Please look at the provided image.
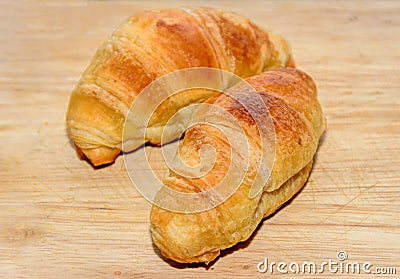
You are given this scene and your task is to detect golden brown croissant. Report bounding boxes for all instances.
[150,68,325,264]
[66,8,295,166]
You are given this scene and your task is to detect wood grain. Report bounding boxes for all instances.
[1,0,399,278]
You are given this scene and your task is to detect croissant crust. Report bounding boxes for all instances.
[150,68,325,264]
[66,8,295,166]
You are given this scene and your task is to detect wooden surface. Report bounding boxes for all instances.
[1,1,399,278]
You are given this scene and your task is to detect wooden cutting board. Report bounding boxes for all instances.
[1,1,399,278]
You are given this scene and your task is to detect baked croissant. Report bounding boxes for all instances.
[66,8,295,166]
[150,68,325,264]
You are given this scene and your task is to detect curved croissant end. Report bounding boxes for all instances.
[150,68,325,264]
[66,8,295,166]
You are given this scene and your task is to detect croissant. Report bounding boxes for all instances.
[66,8,295,166]
[150,68,325,264]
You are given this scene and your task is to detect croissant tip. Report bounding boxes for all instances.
[287,55,296,68]
[74,144,87,160]
[74,145,120,167]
